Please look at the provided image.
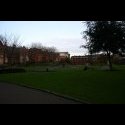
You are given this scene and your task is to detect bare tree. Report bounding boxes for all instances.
[29,42,58,63]
[45,46,58,62]
[0,34,8,64]
[7,34,22,65]
[0,33,22,65]
[31,42,43,49]
[28,42,42,63]
[30,42,57,52]
[46,46,57,53]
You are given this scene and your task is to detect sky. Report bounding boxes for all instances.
[0,21,87,56]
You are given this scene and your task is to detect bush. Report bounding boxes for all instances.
[46,68,49,72]
[84,65,88,71]
[0,68,26,74]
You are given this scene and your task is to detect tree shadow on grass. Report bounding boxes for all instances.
[29,68,56,73]
[83,65,121,72]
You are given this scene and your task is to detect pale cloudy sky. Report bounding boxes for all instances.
[0,21,87,56]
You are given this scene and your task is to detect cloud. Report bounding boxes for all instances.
[40,38,87,56]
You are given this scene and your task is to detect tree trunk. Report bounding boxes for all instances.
[3,50,6,64]
[107,52,112,71]
[3,52,5,64]
[3,44,7,65]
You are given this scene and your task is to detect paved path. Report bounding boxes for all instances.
[0,82,82,104]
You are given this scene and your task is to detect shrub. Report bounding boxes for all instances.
[0,68,26,74]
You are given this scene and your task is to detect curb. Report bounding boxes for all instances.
[1,82,90,104]
[18,84,90,104]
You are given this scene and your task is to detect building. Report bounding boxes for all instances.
[71,56,87,65]
[58,52,70,62]
[28,48,42,63]
[71,54,107,65]
[28,48,60,63]
[19,47,29,64]
[0,42,71,65]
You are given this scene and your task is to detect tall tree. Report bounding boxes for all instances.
[82,21,125,70]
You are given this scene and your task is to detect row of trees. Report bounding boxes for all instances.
[31,42,57,53]
[2,21,124,69]
[0,34,58,65]
[0,34,21,65]
[29,43,58,63]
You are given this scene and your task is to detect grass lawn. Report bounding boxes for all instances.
[0,65,125,104]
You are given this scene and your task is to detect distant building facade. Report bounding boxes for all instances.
[71,56,88,65]
[0,41,71,65]
[2,41,125,65]
[58,52,70,62]
[71,54,108,65]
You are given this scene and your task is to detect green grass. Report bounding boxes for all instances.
[0,65,125,104]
